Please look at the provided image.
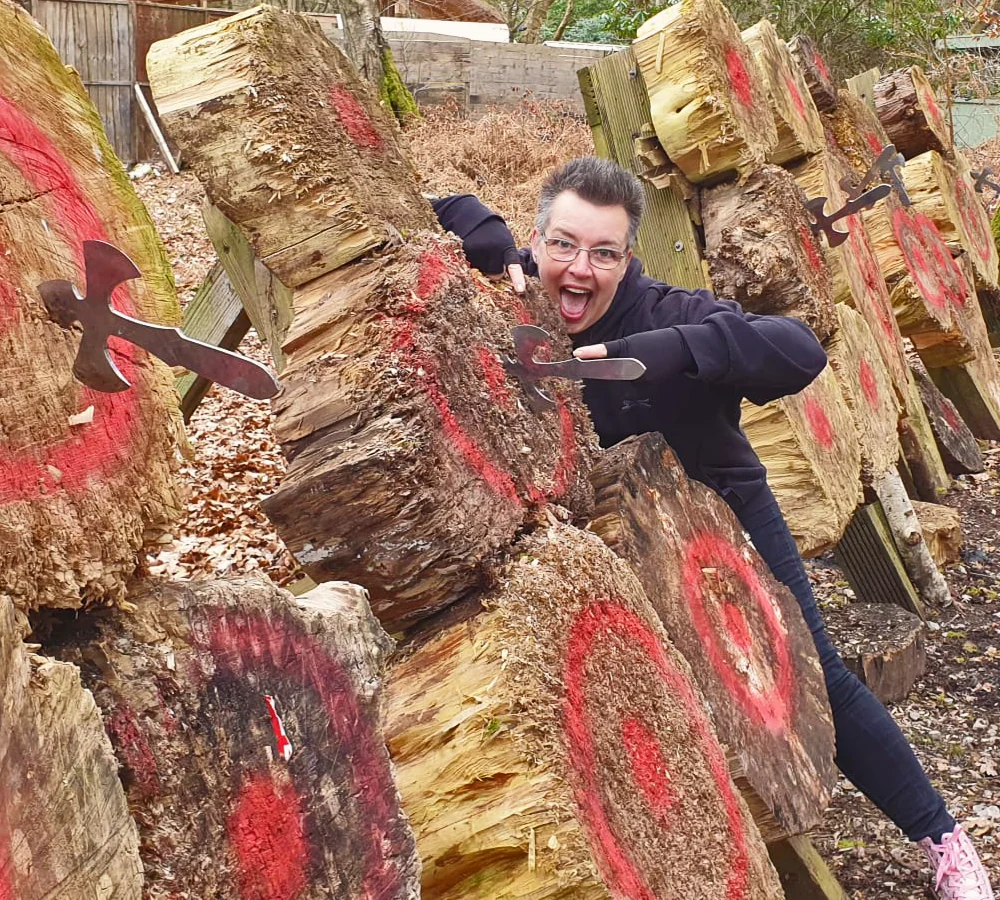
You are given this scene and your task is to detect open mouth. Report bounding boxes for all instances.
[559,286,591,323]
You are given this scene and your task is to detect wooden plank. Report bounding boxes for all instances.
[833,501,926,619]
[846,67,881,111]
[175,261,251,421]
[768,835,846,900]
[578,47,706,291]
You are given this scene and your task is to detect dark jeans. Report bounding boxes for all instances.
[732,489,954,843]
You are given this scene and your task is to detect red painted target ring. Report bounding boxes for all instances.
[955,174,994,269]
[0,93,141,502]
[859,358,880,409]
[564,600,751,900]
[726,47,756,110]
[892,207,967,310]
[681,533,794,735]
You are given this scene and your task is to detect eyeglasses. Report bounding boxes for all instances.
[541,236,628,270]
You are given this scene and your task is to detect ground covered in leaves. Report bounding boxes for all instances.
[133,101,1000,898]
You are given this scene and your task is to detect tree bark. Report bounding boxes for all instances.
[825,305,901,484]
[590,434,836,844]
[148,7,435,291]
[385,524,785,900]
[822,89,892,178]
[740,363,863,557]
[787,34,839,113]
[872,468,952,607]
[742,19,824,166]
[0,596,142,898]
[552,0,574,41]
[822,601,927,704]
[54,577,420,899]
[339,0,387,87]
[910,365,984,476]
[703,165,836,341]
[521,0,556,42]
[634,0,777,183]
[0,0,185,612]
[874,66,951,160]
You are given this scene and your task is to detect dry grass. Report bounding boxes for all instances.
[403,98,595,243]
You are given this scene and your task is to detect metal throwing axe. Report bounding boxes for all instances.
[840,144,910,207]
[502,324,646,414]
[806,183,892,248]
[38,240,280,399]
[972,167,1000,195]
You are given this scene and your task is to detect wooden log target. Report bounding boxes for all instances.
[703,164,835,341]
[786,35,838,113]
[148,6,436,290]
[822,90,892,179]
[825,305,900,483]
[590,434,835,843]
[634,0,778,183]
[260,235,595,632]
[54,577,420,899]
[386,524,783,900]
[0,0,185,612]
[741,19,824,166]
[873,66,951,160]
[740,363,862,557]
[910,365,983,476]
[0,595,142,898]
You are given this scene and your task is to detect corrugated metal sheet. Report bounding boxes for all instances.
[30,0,136,163]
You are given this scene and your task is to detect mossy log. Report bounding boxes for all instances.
[0,595,142,897]
[822,90,892,178]
[898,372,952,501]
[822,602,926,704]
[0,0,185,612]
[703,165,835,341]
[825,305,900,483]
[902,151,999,290]
[741,19,824,166]
[589,434,836,843]
[147,6,436,290]
[53,578,420,899]
[385,524,784,900]
[912,500,963,567]
[873,66,951,160]
[786,34,838,113]
[634,0,777,183]
[260,236,595,632]
[910,365,984,476]
[740,363,862,556]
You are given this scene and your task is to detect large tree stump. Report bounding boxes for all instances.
[741,19,824,166]
[903,151,999,290]
[385,524,784,900]
[703,165,835,341]
[634,0,777,183]
[149,7,596,632]
[822,90,892,178]
[873,66,951,159]
[825,305,900,483]
[0,0,185,612]
[822,602,926,704]
[261,236,595,631]
[590,434,836,843]
[787,34,838,113]
[0,595,142,897]
[53,577,420,899]
[148,6,436,290]
[911,365,984,475]
[740,363,862,556]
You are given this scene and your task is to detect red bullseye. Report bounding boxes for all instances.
[865,131,884,154]
[0,92,141,502]
[892,208,966,311]
[564,601,750,900]
[726,48,755,109]
[804,397,834,449]
[956,175,994,267]
[228,771,308,900]
[859,358,880,409]
[682,532,794,735]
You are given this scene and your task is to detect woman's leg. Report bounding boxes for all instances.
[735,496,954,843]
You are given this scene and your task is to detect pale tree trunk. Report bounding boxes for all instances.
[521,0,556,42]
[340,0,387,87]
[551,0,573,40]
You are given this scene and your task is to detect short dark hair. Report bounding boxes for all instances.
[535,157,645,248]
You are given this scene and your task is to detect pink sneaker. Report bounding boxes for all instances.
[919,825,995,900]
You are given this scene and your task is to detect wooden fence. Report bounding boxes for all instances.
[25,0,610,165]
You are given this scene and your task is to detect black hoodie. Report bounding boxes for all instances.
[434,195,828,516]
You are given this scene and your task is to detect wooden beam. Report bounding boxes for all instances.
[768,835,846,900]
